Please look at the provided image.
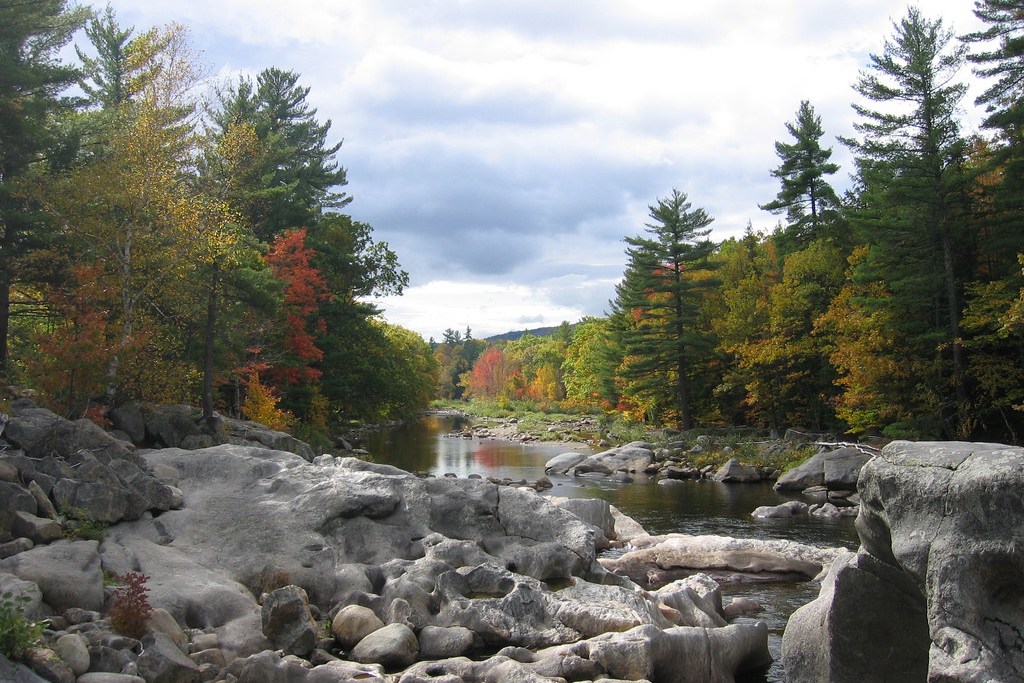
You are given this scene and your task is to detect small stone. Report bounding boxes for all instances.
[53,633,90,675]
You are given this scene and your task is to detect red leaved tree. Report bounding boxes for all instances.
[264,228,332,386]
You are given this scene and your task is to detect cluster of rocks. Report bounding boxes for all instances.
[782,440,1024,682]
[544,441,781,485]
[0,401,793,683]
[445,416,602,445]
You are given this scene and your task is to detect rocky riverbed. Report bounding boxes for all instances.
[2,400,1021,682]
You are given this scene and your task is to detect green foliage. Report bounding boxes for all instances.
[609,188,718,429]
[60,507,107,542]
[0,591,44,659]
[760,100,842,248]
[108,571,153,639]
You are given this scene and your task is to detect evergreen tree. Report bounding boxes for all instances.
[609,189,717,429]
[0,0,88,373]
[839,7,973,437]
[208,68,350,240]
[760,100,842,248]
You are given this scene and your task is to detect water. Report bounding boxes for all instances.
[360,413,859,682]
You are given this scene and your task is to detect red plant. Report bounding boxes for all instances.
[109,572,153,639]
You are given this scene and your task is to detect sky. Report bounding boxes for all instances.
[95,1,990,340]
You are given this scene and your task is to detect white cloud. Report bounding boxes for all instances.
[106,0,989,340]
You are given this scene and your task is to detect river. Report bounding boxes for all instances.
[361,412,859,682]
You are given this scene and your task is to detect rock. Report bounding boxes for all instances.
[0,652,49,683]
[77,675,145,683]
[0,573,45,620]
[0,538,33,559]
[543,451,587,475]
[260,585,320,657]
[0,539,104,612]
[417,625,476,659]
[723,597,763,619]
[713,458,762,483]
[11,511,62,544]
[0,458,19,483]
[0,481,37,516]
[571,442,655,476]
[142,405,202,449]
[822,447,873,491]
[600,533,841,588]
[330,604,384,650]
[23,647,74,683]
[26,481,56,520]
[53,633,90,675]
[136,630,201,683]
[773,451,827,491]
[109,402,147,446]
[145,608,188,653]
[809,502,858,518]
[784,440,1024,683]
[751,500,809,519]
[4,402,135,465]
[349,622,419,667]
[783,550,929,683]
[305,659,388,682]
[550,497,616,544]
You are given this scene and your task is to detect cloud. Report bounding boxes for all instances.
[106,0,988,341]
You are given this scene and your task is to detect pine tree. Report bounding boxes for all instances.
[760,100,842,248]
[839,7,972,437]
[0,0,89,373]
[207,68,350,240]
[609,189,717,429]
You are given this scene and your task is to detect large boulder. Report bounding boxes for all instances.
[600,533,841,589]
[0,540,104,613]
[713,458,763,483]
[774,446,873,493]
[569,442,655,476]
[783,440,1024,683]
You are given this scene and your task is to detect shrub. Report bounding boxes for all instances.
[109,572,153,639]
[60,508,108,542]
[0,591,44,659]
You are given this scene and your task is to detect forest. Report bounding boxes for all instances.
[434,4,1024,444]
[2,2,1023,445]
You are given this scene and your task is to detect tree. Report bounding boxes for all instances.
[263,228,331,387]
[760,101,842,248]
[840,7,973,436]
[207,68,349,240]
[0,0,89,373]
[609,189,717,429]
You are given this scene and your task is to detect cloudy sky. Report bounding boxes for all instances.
[97,1,989,340]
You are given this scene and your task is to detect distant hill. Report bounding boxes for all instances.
[485,323,573,343]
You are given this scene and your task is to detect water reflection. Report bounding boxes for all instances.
[363,413,858,548]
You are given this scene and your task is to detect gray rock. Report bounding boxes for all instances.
[713,458,763,483]
[77,675,145,683]
[417,625,476,659]
[331,604,384,650]
[143,405,201,449]
[773,451,827,491]
[22,647,74,683]
[349,622,418,667]
[0,573,45,620]
[783,550,929,683]
[305,659,388,682]
[0,457,18,483]
[571,442,655,476]
[260,585,320,657]
[822,447,872,491]
[136,631,200,683]
[0,481,36,516]
[11,511,62,545]
[0,652,49,683]
[551,497,616,544]
[26,481,56,520]
[543,451,587,475]
[109,402,146,446]
[784,440,1024,683]
[751,500,809,519]
[0,539,104,611]
[0,538,33,559]
[600,533,841,588]
[53,633,90,676]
